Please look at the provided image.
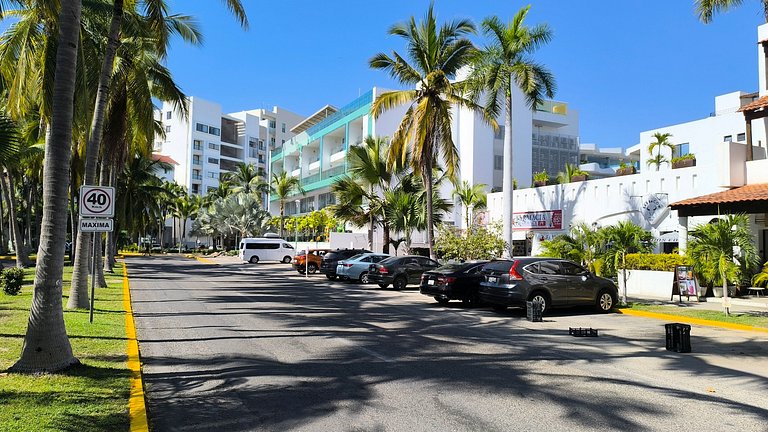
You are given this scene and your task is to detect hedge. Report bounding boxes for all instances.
[623,253,690,271]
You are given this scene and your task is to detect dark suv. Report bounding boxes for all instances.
[478,258,618,313]
[368,255,440,290]
[320,249,371,280]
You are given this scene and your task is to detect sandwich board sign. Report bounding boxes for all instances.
[79,186,115,218]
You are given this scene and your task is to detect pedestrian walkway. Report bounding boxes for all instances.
[629,295,768,315]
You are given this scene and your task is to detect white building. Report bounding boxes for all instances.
[155,97,304,199]
[487,23,768,261]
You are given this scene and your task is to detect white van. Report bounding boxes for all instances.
[238,238,295,264]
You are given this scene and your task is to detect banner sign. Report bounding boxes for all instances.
[512,210,563,231]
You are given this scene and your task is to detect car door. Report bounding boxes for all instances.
[537,260,568,306]
[560,260,593,305]
[353,256,372,279]
[415,258,440,284]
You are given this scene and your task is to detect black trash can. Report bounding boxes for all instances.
[526,300,543,322]
[664,323,691,353]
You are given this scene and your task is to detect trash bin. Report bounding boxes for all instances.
[526,300,543,322]
[664,323,691,353]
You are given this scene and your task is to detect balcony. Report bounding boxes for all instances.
[272,147,283,158]
[322,166,345,179]
[330,149,346,164]
[191,174,202,181]
[192,160,202,166]
[536,100,568,115]
[308,159,321,172]
[291,168,301,177]
[302,173,321,185]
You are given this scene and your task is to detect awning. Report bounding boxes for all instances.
[669,183,768,216]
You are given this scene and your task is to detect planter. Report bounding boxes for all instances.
[712,286,737,298]
[570,174,588,182]
[672,158,696,169]
[616,166,636,176]
[533,180,549,187]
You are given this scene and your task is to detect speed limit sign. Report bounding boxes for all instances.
[79,186,115,217]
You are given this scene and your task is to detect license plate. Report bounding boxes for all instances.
[488,276,498,283]
[427,279,435,285]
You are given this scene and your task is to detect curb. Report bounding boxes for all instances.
[193,256,217,265]
[123,263,149,432]
[618,308,768,334]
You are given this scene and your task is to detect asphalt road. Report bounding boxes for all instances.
[128,256,768,432]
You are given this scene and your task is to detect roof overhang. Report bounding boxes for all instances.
[669,183,768,217]
[290,105,338,134]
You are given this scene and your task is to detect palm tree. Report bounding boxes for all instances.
[11,0,82,373]
[556,163,582,184]
[602,221,654,305]
[223,161,269,203]
[647,132,674,171]
[465,7,556,258]
[695,0,768,23]
[539,222,605,272]
[370,5,491,259]
[452,180,487,229]
[688,214,759,314]
[383,188,420,254]
[269,171,303,238]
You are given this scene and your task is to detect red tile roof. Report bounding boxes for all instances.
[151,153,179,165]
[738,95,768,112]
[670,183,768,208]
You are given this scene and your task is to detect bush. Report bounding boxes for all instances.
[623,253,690,271]
[2,267,26,296]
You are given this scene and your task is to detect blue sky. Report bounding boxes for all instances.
[166,0,764,148]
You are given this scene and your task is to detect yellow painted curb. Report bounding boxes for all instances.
[123,263,149,432]
[618,308,768,334]
[193,256,217,265]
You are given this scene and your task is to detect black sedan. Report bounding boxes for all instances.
[419,261,488,305]
[368,255,440,290]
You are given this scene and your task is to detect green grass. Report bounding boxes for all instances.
[0,262,130,432]
[625,303,768,329]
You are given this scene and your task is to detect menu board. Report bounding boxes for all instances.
[672,265,698,301]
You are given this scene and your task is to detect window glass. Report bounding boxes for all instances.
[359,256,372,263]
[166,111,172,119]
[539,261,560,275]
[283,243,293,249]
[483,260,514,272]
[371,255,387,263]
[348,254,365,261]
[523,263,539,274]
[245,243,258,250]
[561,261,587,276]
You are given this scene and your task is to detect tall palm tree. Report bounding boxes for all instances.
[223,161,269,201]
[647,132,674,171]
[465,6,556,258]
[269,171,303,238]
[695,0,768,22]
[452,180,487,229]
[172,192,198,252]
[383,188,420,254]
[12,0,82,373]
[370,5,491,259]
[602,220,654,305]
[687,214,759,314]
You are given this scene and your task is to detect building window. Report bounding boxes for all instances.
[494,126,505,140]
[724,135,732,142]
[494,155,503,170]
[737,132,746,141]
[192,156,201,165]
[193,140,203,151]
[270,137,276,145]
[209,126,221,136]
[281,123,286,133]
[675,143,690,157]
[269,120,276,129]
[166,111,172,120]
[207,186,216,193]
[282,139,285,145]
[208,171,218,179]
[154,141,162,151]
[208,157,219,165]
[196,123,208,133]
[318,192,336,209]
[208,143,220,151]
[165,125,171,133]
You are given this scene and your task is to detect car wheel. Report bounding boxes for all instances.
[393,276,407,290]
[435,296,450,305]
[326,274,337,281]
[378,283,389,289]
[528,291,549,314]
[359,272,370,284]
[596,289,615,313]
[249,256,259,264]
[282,256,292,264]
[491,305,507,312]
[307,263,318,274]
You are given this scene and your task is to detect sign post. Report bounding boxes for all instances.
[79,186,115,323]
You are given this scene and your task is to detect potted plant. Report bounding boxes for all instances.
[570,169,589,182]
[671,153,696,169]
[615,161,637,176]
[533,170,549,187]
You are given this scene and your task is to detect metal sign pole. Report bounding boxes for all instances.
[89,232,96,323]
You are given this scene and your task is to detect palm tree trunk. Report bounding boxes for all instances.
[2,174,31,267]
[502,90,515,258]
[12,0,81,373]
[103,165,115,273]
[368,207,374,251]
[0,185,6,255]
[70,0,124,306]
[94,164,108,287]
[279,201,285,238]
[423,166,435,259]
[382,222,390,254]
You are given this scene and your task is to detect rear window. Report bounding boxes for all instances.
[483,260,514,272]
[379,257,400,266]
[348,254,365,261]
[324,252,341,260]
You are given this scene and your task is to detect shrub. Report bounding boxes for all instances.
[2,267,26,296]
[532,170,549,183]
[623,253,690,271]
[671,153,696,164]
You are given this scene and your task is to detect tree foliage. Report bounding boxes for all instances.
[435,223,506,261]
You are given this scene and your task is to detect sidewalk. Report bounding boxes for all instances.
[628,295,768,315]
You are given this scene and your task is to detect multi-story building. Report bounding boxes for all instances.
[579,143,641,179]
[155,97,304,200]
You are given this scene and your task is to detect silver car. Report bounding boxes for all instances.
[336,253,391,283]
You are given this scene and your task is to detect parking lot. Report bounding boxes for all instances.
[129,255,768,432]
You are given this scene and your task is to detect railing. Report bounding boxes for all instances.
[191,174,202,181]
[192,160,202,166]
[322,166,345,179]
[272,147,283,158]
[302,173,321,185]
[536,100,568,115]
[192,143,203,151]
[306,90,373,136]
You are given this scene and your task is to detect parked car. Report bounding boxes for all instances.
[419,261,489,305]
[478,258,618,314]
[238,237,294,263]
[368,255,441,290]
[320,248,371,280]
[336,253,391,283]
[293,249,331,274]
